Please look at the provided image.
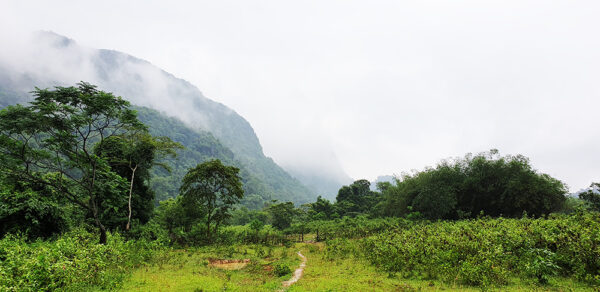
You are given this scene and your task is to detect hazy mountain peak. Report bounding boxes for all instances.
[34,30,77,48]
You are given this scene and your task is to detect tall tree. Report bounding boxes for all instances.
[0,82,143,243]
[95,132,182,230]
[309,196,335,220]
[267,201,297,230]
[580,182,600,212]
[335,179,379,216]
[179,159,244,241]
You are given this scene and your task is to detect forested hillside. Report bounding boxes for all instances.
[135,106,313,206]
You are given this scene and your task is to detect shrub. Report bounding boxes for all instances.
[274,263,292,277]
[0,228,164,291]
[358,213,600,287]
[524,248,560,284]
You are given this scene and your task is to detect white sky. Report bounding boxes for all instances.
[2,0,599,191]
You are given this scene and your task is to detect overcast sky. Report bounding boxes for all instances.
[2,0,599,191]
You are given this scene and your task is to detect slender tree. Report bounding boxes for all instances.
[96,132,182,230]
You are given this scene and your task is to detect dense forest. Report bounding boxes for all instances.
[1,83,599,291]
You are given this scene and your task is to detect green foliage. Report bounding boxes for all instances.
[323,238,360,260]
[0,82,145,243]
[249,219,264,231]
[559,196,587,214]
[152,199,286,247]
[0,228,164,291]
[306,196,335,220]
[304,216,412,241]
[380,150,567,220]
[274,263,292,277]
[0,185,68,239]
[267,202,297,230]
[579,182,600,212]
[335,180,380,217]
[228,206,269,226]
[354,213,600,287]
[524,248,560,284]
[180,159,244,241]
[95,130,182,231]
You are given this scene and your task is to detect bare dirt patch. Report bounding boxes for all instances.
[263,265,273,271]
[208,258,250,270]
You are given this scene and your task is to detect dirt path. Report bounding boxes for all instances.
[280,251,307,290]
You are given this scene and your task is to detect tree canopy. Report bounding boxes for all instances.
[179,159,244,241]
[380,150,567,219]
[579,182,600,212]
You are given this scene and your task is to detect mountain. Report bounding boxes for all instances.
[570,185,600,198]
[0,31,315,205]
[136,106,308,208]
[284,165,353,201]
[370,175,396,191]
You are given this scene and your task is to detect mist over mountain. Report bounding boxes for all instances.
[0,31,337,204]
[570,184,600,198]
[284,163,353,201]
[134,106,311,206]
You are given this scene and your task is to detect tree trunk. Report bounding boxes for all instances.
[215,220,221,237]
[206,220,211,242]
[91,202,108,244]
[99,224,107,244]
[126,165,137,231]
[89,161,108,244]
[89,189,108,245]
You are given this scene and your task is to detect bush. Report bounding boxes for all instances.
[274,263,292,277]
[0,228,165,291]
[353,213,600,287]
[0,188,69,240]
[524,248,560,284]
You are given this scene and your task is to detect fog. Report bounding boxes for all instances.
[2,0,600,191]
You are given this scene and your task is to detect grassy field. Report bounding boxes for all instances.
[115,241,594,292]
[118,245,299,291]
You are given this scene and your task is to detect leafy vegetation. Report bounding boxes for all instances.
[180,160,244,241]
[580,182,600,212]
[353,213,600,287]
[379,150,567,219]
[0,83,148,243]
[0,228,163,291]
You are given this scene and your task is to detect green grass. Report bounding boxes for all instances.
[290,243,593,292]
[118,245,299,291]
[116,241,595,291]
